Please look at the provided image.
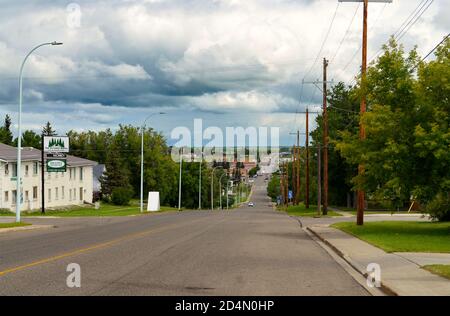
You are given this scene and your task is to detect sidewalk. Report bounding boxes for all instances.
[0,224,54,234]
[308,224,450,296]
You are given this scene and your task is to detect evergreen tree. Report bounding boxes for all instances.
[42,122,57,136]
[0,114,14,145]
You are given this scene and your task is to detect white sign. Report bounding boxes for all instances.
[44,136,70,153]
[147,192,160,212]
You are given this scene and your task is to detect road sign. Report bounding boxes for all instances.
[43,136,70,153]
[46,159,67,172]
[46,153,67,158]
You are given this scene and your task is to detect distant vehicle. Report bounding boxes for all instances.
[248,202,254,207]
[264,177,269,181]
[253,175,258,178]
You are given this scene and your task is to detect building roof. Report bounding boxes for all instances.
[0,143,97,167]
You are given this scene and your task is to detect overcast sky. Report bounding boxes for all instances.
[0,0,448,145]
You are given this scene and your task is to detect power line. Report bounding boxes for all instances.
[330,3,361,64]
[343,3,387,78]
[303,2,340,81]
[422,33,450,61]
[368,0,434,64]
[411,33,450,71]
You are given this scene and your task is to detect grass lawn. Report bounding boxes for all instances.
[332,221,450,253]
[281,203,342,217]
[422,265,450,280]
[0,203,179,217]
[0,222,31,229]
[331,206,419,215]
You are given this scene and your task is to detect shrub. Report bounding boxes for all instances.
[111,187,134,206]
[425,192,450,222]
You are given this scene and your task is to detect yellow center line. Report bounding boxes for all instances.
[0,216,209,278]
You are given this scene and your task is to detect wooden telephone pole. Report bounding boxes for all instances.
[296,131,301,205]
[339,0,393,224]
[323,58,329,215]
[305,108,310,209]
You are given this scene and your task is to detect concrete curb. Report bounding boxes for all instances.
[307,226,398,296]
[0,224,55,234]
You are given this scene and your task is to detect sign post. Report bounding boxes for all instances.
[42,136,70,214]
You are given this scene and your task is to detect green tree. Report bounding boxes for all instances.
[412,38,450,220]
[0,114,13,145]
[42,122,57,136]
[20,130,41,148]
[312,82,359,207]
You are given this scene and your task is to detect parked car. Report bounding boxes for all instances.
[248,202,254,207]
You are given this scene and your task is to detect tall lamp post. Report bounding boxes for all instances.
[198,148,203,210]
[16,41,62,223]
[140,112,165,212]
[218,173,227,210]
[211,166,222,211]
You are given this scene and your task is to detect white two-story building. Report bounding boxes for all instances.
[0,143,97,213]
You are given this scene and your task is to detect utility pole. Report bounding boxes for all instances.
[291,144,296,205]
[317,143,322,217]
[178,148,183,211]
[296,131,301,205]
[323,58,329,216]
[280,163,284,206]
[285,161,289,207]
[305,108,310,209]
[199,149,202,210]
[339,0,393,226]
[357,0,368,225]
[41,134,45,214]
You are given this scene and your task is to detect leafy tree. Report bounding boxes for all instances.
[249,165,260,177]
[267,173,280,202]
[20,130,41,148]
[312,82,359,207]
[335,38,420,210]
[412,38,450,219]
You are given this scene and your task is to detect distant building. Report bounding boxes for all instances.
[0,143,97,212]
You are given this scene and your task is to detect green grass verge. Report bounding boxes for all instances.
[281,203,342,217]
[0,222,31,229]
[332,221,450,253]
[422,265,450,280]
[0,204,179,217]
[331,206,420,215]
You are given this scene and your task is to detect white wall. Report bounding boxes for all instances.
[0,161,94,212]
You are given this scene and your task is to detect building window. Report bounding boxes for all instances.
[48,188,51,202]
[12,190,17,204]
[80,167,83,181]
[25,165,29,176]
[5,164,9,175]
[33,186,38,200]
[4,191,8,203]
[79,187,83,201]
[25,191,29,201]
[73,168,76,180]
[12,163,17,177]
[62,186,65,199]
[33,162,38,175]
[55,187,59,200]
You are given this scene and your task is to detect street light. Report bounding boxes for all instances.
[199,148,203,210]
[218,173,227,210]
[140,112,165,212]
[16,41,62,223]
[211,166,223,211]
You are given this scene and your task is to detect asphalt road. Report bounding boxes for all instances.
[0,177,368,296]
